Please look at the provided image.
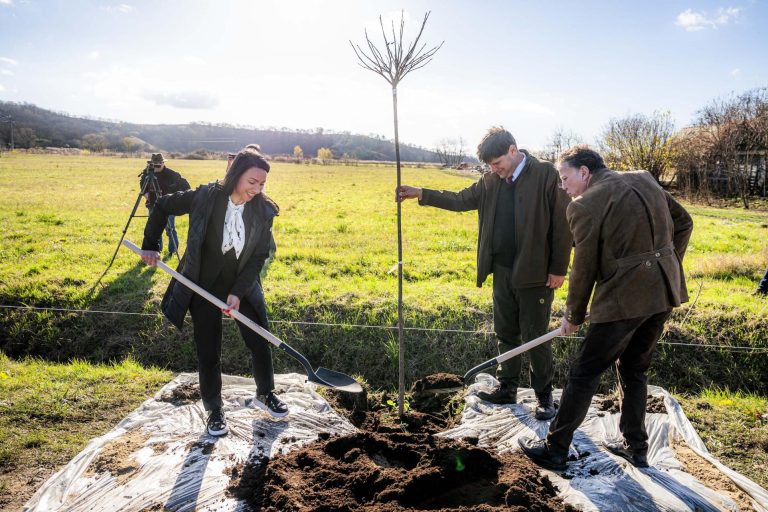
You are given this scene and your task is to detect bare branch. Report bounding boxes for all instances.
[350,10,443,88]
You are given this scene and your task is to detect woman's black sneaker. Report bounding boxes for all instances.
[207,408,229,436]
[253,391,289,417]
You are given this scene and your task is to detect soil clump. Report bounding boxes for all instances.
[158,381,200,405]
[594,393,667,416]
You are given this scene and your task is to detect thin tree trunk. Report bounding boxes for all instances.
[392,87,405,416]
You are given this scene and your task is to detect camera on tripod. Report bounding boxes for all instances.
[139,161,162,207]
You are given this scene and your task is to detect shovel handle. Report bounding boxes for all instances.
[122,240,283,349]
[463,326,563,384]
[496,326,563,364]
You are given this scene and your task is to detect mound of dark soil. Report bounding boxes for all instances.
[229,374,568,511]
[230,432,566,511]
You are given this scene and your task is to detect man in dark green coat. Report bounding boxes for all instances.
[397,126,572,419]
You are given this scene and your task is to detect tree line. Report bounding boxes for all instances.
[0,101,441,163]
[531,85,768,206]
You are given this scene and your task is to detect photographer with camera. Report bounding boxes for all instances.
[140,153,191,257]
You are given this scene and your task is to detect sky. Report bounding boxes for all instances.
[0,0,767,151]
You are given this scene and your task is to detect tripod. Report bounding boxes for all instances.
[92,163,180,290]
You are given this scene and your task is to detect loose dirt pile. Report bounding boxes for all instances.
[83,429,151,484]
[228,373,569,511]
[158,381,200,405]
[594,393,667,416]
[673,440,754,511]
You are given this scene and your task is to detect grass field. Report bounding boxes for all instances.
[1,153,766,390]
[1,153,767,507]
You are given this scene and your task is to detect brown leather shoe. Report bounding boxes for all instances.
[518,436,567,471]
[477,383,517,405]
[604,441,649,468]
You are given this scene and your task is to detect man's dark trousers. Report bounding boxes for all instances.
[492,264,554,395]
[546,309,672,455]
[758,267,768,293]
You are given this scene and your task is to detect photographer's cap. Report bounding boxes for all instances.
[151,153,165,165]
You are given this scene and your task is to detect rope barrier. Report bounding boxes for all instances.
[2,303,767,353]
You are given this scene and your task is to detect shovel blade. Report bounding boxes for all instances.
[309,367,363,393]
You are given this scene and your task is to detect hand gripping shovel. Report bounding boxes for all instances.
[463,326,563,384]
[123,240,362,393]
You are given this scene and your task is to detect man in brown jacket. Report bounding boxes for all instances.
[519,146,693,471]
[397,127,572,419]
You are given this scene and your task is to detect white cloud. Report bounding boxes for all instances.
[101,3,133,13]
[0,57,18,66]
[81,66,143,103]
[715,7,741,24]
[730,68,741,78]
[0,69,12,76]
[0,84,5,92]
[142,89,219,109]
[675,7,742,31]
[0,0,13,6]
[89,51,101,59]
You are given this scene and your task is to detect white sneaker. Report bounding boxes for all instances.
[206,408,229,436]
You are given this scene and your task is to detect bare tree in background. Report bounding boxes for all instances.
[351,11,442,415]
[598,111,675,183]
[434,137,466,167]
[668,127,714,199]
[668,86,768,206]
[539,128,583,163]
[695,87,768,208]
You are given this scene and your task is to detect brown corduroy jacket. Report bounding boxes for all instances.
[420,151,573,288]
[564,169,693,324]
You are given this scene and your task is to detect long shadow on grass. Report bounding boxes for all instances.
[84,260,166,361]
[0,260,166,361]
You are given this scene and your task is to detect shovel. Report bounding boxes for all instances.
[463,326,563,384]
[123,240,362,393]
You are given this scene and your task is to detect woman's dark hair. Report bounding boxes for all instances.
[559,145,606,173]
[221,149,270,196]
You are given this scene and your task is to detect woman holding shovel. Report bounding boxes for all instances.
[139,147,288,437]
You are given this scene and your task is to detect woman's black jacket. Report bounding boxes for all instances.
[141,182,277,330]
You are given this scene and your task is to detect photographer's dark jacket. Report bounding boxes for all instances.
[419,151,572,288]
[140,166,191,206]
[564,169,692,325]
[141,183,278,330]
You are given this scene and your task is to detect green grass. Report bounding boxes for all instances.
[0,153,767,390]
[0,352,171,509]
[1,154,766,314]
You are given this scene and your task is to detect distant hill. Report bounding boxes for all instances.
[0,101,440,162]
